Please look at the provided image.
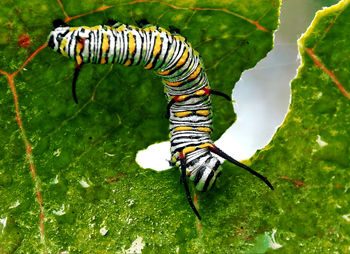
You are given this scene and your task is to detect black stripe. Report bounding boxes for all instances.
[202,170,214,192]
[156,34,171,70]
[172,142,211,154]
[105,34,111,63]
[157,33,175,71]
[111,30,118,63]
[164,71,204,90]
[186,153,211,167]
[193,166,206,186]
[134,30,144,66]
[166,40,185,70]
[171,137,211,147]
[98,29,104,63]
[150,36,164,69]
[213,161,221,172]
[171,97,210,108]
[169,124,212,133]
[143,30,156,69]
[120,30,129,65]
[161,47,193,77]
[170,116,213,125]
[67,31,74,57]
[87,32,92,63]
[129,33,138,65]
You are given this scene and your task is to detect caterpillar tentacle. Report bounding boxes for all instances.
[180,152,201,220]
[48,20,273,219]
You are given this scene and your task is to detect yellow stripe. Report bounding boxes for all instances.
[101,33,109,64]
[60,38,68,56]
[144,26,156,32]
[189,65,201,80]
[102,33,109,53]
[176,47,188,67]
[144,62,153,69]
[182,143,214,156]
[153,33,162,57]
[163,80,182,87]
[198,143,214,149]
[182,146,196,156]
[176,94,189,101]
[174,126,193,131]
[175,111,192,117]
[76,40,84,53]
[75,39,84,65]
[70,27,78,32]
[194,89,206,96]
[197,127,211,132]
[174,35,185,42]
[196,110,210,116]
[158,69,171,75]
[128,32,136,55]
[76,55,83,65]
[117,25,126,32]
[92,25,101,30]
[82,26,90,30]
[124,59,132,66]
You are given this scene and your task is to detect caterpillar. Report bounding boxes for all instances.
[48,19,274,220]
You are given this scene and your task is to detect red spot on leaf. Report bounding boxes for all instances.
[293,180,305,187]
[108,177,118,183]
[244,235,253,241]
[108,173,126,183]
[18,34,31,48]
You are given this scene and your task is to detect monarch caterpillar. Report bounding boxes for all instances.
[48,19,274,220]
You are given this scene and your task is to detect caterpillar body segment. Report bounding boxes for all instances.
[48,20,274,219]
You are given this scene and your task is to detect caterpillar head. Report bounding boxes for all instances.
[48,19,70,51]
[48,19,92,104]
[48,19,89,61]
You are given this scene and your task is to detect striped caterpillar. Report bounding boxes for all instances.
[48,19,273,219]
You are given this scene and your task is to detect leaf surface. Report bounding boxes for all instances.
[1,0,284,252]
[248,0,350,252]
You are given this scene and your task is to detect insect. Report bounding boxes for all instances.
[48,19,274,220]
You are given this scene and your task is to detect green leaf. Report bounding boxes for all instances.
[248,0,350,253]
[1,0,282,252]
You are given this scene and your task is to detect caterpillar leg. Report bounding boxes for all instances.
[209,145,274,190]
[179,152,201,220]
